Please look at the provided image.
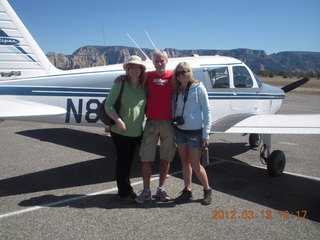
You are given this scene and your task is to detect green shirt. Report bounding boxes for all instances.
[105,81,146,137]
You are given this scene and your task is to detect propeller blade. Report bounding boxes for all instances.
[281,78,309,93]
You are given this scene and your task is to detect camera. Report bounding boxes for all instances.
[171,116,185,127]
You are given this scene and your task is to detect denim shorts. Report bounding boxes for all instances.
[175,128,203,150]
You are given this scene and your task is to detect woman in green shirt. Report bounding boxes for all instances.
[105,55,146,204]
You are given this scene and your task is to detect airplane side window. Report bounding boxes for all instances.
[208,67,229,88]
[233,66,253,88]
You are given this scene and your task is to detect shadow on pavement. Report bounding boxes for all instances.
[4,128,319,222]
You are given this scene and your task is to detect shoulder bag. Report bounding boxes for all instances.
[99,80,125,127]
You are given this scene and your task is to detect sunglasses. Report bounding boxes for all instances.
[175,70,188,77]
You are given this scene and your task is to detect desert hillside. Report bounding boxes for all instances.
[260,77,320,94]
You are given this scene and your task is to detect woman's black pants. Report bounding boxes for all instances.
[110,131,141,198]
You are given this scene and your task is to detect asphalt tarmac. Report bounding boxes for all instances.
[1,93,320,239]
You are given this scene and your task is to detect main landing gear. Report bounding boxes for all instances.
[249,134,286,177]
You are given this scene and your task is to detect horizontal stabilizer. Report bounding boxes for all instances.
[0,97,66,119]
[212,114,320,134]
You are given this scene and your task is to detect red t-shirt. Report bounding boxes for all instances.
[145,70,173,120]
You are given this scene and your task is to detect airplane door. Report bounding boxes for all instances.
[230,66,263,114]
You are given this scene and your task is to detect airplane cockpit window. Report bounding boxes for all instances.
[233,66,253,88]
[208,67,229,88]
[253,73,263,88]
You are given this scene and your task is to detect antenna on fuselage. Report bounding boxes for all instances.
[101,24,106,46]
[145,29,157,50]
[126,33,150,60]
[144,29,170,59]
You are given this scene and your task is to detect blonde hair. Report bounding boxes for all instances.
[172,62,199,93]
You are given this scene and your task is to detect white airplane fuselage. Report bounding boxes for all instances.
[0,55,285,127]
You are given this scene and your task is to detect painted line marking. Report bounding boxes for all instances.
[1,157,319,219]
[278,142,299,146]
[0,159,223,219]
[214,156,320,181]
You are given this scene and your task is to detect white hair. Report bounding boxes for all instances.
[152,49,168,60]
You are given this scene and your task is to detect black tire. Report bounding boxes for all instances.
[249,134,261,148]
[267,150,286,177]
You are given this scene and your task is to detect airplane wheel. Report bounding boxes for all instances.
[249,134,261,148]
[267,150,286,177]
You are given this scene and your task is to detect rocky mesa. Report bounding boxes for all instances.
[47,46,320,75]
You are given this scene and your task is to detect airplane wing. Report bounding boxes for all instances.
[212,114,320,134]
[0,97,66,119]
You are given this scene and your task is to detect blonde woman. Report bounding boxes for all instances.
[172,62,212,205]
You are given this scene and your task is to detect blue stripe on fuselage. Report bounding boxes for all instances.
[207,92,285,100]
[0,86,284,99]
[0,86,110,97]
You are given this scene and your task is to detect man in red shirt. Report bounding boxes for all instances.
[135,50,176,203]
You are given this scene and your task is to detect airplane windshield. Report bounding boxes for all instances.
[233,66,253,88]
[253,73,263,88]
[208,67,230,88]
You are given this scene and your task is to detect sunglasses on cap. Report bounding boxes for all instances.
[175,70,188,77]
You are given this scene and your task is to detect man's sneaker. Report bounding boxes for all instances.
[152,188,171,202]
[202,187,212,205]
[174,189,193,204]
[134,189,151,204]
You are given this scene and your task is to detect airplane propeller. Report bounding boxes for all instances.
[281,77,309,93]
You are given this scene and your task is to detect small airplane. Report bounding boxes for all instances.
[0,0,319,177]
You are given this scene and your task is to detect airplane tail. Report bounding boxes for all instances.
[0,0,60,80]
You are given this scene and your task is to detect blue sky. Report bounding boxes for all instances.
[8,0,320,55]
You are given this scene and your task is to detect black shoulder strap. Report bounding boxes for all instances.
[114,79,125,111]
[118,79,125,100]
[174,82,191,118]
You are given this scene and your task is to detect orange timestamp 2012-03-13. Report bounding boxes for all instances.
[211,210,308,220]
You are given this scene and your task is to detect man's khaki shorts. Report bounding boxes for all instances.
[139,119,176,162]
